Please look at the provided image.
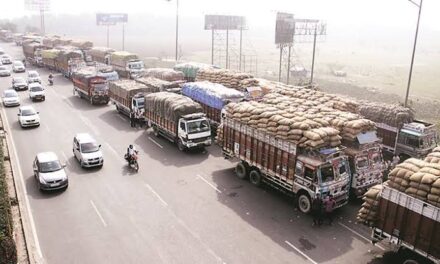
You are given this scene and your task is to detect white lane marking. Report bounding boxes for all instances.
[148,137,163,149]
[144,183,168,207]
[285,240,318,264]
[104,142,125,165]
[338,222,385,251]
[78,114,100,136]
[117,115,127,121]
[43,123,50,133]
[90,200,107,227]
[61,151,70,166]
[197,174,222,193]
[1,107,44,259]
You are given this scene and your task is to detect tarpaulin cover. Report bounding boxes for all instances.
[135,77,170,92]
[143,68,184,82]
[88,47,115,59]
[41,49,61,59]
[181,81,244,110]
[174,62,213,79]
[109,80,150,98]
[144,92,202,122]
[110,51,139,67]
[70,39,93,49]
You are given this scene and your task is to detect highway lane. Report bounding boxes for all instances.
[0,42,385,264]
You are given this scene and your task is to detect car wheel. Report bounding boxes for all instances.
[79,159,84,168]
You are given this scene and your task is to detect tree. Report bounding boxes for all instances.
[0,22,17,33]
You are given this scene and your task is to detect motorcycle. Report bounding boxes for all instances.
[124,152,139,172]
[48,77,53,86]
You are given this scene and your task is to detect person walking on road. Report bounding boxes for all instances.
[130,110,136,128]
[312,194,323,226]
[324,195,336,225]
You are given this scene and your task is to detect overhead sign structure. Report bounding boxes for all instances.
[25,0,50,11]
[275,12,295,45]
[204,15,246,30]
[96,13,128,26]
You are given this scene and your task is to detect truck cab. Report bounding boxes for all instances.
[131,93,145,114]
[395,121,438,159]
[127,59,144,79]
[293,149,351,213]
[176,113,212,150]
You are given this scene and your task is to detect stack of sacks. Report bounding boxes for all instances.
[174,62,213,80]
[358,101,415,127]
[424,147,440,164]
[357,184,383,226]
[342,119,377,141]
[143,68,185,82]
[428,174,440,207]
[196,69,255,91]
[144,92,203,122]
[387,158,425,192]
[256,78,307,95]
[406,164,440,201]
[238,78,259,90]
[215,123,224,145]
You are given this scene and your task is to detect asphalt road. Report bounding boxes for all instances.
[0,42,392,264]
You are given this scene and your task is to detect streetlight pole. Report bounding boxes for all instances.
[166,0,179,62]
[405,0,423,107]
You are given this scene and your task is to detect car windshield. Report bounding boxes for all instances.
[4,92,17,98]
[29,73,38,78]
[21,109,37,116]
[81,142,99,153]
[30,86,43,92]
[187,120,210,134]
[320,165,335,183]
[14,62,23,67]
[40,161,62,173]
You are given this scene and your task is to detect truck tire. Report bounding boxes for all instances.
[297,192,312,214]
[249,169,262,186]
[235,162,248,180]
[177,139,185,152]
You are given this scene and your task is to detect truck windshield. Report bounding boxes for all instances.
[356,156,369,169]
[320,165,335,183]
[93,83,108,92]
[187,120,210,134]
[135,98,145,109]
[420,135,437,149]
[129,63,143,69]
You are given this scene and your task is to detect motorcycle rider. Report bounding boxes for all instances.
[48,73,54,85]
[126,144,138,164]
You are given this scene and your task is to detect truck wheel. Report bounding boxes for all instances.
[249,169,262,186]
[297,192,312,214]
[177,139,185,152]
[235,162,248,180]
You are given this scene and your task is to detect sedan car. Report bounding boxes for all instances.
[1,54,12,64]
[2,90,20,107]
[12,61,25,73]
[17,106,40,128]
[12,77,28,91]
[0,66,11,77]
[33,152,68,191]
[27,70,41,84]
[29,83,45,101]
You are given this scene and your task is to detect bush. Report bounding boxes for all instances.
[0,140,17,263]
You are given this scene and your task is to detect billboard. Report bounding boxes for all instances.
[204,15,246,30]
[96,13,128,26]
[24,0,50,11]
[275,12,295,44]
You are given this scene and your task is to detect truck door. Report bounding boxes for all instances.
[178,120,187,139]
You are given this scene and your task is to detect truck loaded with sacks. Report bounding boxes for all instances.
[109,80,155,118]
[109,51,144,79]
[22,41,44,66]
[358,101,438,160]
[181,81,244,129]
[71,68,109,105]
[357,147,440,264]
[88,46,115,65]
[144,92,212,151]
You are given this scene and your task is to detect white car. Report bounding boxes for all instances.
[12,77,28,91]
[12,61,25,73]
[0,65,11,77]
[27,70,41,84]
[33,152,68,191]
[2,90,20,107]
[29,83,45,101]
[1,54,12,64]
[73,133,104,168]
[17,106,40,128]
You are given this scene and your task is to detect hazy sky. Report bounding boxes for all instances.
[3,0,440,31]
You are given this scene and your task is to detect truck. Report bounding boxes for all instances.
[41,49,61,70]
[13,33,24,46]
[181,81,244,129]
[72,69,109,105]
[342,132,385,198]
[109,51,144,79]
[371,185,439,264]
[0,29,13,42]
[54,47,84,77]
[88,47,115,64]
[144,92,212,151]
[135,77,181,94]
[358,102,438,160]
[220,116,351,214]
[23,42,44,65]
[70,40,93,61]
[109,80,152,118]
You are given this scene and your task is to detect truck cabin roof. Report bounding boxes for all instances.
[297,147,343,168]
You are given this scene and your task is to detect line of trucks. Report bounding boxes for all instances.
[13,33,439,201]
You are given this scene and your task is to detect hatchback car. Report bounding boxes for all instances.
[27,70,41,84]
[12,77,28,91]
[2,90,20,107]
[0,66,11,77]
[17,106,40,128]
[1,54,12,64]
[33,152,68,191]
[12,61,25,73]
[29,83,45,101]
[73,133,104,168]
